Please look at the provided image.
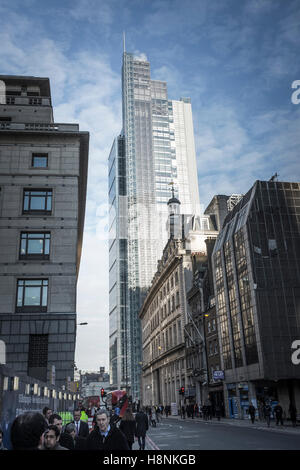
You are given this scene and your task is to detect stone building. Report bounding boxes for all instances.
[139,195,218,410]
[0,75,89,388]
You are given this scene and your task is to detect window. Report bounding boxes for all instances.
[207,321,211,333]
[23,189,52,214]
[28,334,48,382]
[32,153,48,168]
[16,279,48,312]
[20,232,50,259]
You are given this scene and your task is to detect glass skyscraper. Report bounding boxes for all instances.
[109,52,200,399]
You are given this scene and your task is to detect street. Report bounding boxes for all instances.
[138,417,300,450]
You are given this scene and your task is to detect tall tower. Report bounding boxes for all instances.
[109,52,200,399]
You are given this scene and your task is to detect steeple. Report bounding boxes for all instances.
[167,183,181,239]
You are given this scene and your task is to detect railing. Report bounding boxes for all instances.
[0,122,79,132]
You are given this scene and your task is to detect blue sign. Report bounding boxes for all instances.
[213,370,225,380]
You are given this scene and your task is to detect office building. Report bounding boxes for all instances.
[212,180,300,418]
[0,75,89,388]
[109,52,200,399]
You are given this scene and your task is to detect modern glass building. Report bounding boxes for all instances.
[109,52,200,399]
[212,180,300,418]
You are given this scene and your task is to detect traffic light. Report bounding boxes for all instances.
[179,386,185,395]
[101,388,105,398]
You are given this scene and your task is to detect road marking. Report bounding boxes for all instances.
[146,435,160,450]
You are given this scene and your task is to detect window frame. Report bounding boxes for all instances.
[31,153,48,169]
[22,189,52,215]
[16,278,48,313]
[19,232,51,260]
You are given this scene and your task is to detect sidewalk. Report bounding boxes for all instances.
[158,414,300,435]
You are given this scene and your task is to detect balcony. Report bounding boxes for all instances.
[0,122,79,132]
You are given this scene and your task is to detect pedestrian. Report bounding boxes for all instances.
[190,404,194,419]
[10,412,48,450]
[49,413,74,450]
[215,405,221,422]
[151,407,157,427]
[119,408,136,450]
[0,411,12,450]
[274,403,284,426]
[86,409,129,450]
[42,425,68,450]
[247,404,256,424]
[135,407,149,450]
[0,428,7,450]
[42,406,52,426]
[263,402,272,427]
[181,405,186,419]
[69,408,90,438]
[194,403,199,418]
[289,403,297,427]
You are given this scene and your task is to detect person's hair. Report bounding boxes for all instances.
[49,413,62,424]
[42,407,51,416]
[121,408,134,421]
[96,408,110,419]
[11,412,48,450]
[45,425,60,439]
[73,408,81,414]
[65,423,76,434]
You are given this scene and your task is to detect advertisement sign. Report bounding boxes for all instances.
[213,370,225,380]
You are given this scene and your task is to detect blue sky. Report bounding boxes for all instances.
[1,0,300,372]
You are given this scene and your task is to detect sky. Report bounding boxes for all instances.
[1,0,300,373]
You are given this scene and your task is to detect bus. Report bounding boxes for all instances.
[105,390,130,418]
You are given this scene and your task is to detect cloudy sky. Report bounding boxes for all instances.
[1,0,300,372]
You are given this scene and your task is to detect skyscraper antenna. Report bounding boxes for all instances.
[123,31,126,53]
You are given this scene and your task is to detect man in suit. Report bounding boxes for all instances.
[72,409,90,438]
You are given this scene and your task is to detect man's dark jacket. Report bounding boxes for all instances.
[135,411,149,438]
[86,425,129,451]
[70,420,90,438]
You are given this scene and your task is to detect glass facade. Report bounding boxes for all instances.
[109,52,201,398]
[213,180,300,380]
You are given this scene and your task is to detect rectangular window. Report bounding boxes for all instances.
[32,153,48,168]
[20,232,50,259]
[16,279,48,312]
[23,189,52,214]
[28,334,48,382]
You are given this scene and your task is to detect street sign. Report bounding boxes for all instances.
[213,370,225,380]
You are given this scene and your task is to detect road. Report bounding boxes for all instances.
[135,417,300,450]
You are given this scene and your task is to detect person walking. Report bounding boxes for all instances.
[274,403,284,426]
[70,409,90,438]
[248,404,256,424]
[215,404,222,422]
[263,402,272,427]
[10,412,48,450]
[119,408,136,450]
[43,425,69,450]
[86,409,129,450]
[181,405,186,419]
[135,407,149,450]
[289,403,297,427]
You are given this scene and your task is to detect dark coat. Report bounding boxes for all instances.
[86,425,129,451]
[59,432,75,450]
[70,420,90,438]
[248,405,256,416]
[135,411,149,438]
[119,420,136,444]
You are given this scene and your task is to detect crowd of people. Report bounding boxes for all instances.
[0,405,151,451]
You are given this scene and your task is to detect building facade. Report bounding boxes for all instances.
[212,180,300,418]
[109,52,201,399]
[0,75,89,388]
[139,197,218,410]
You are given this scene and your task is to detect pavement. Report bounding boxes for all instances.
[157,414,300,436]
